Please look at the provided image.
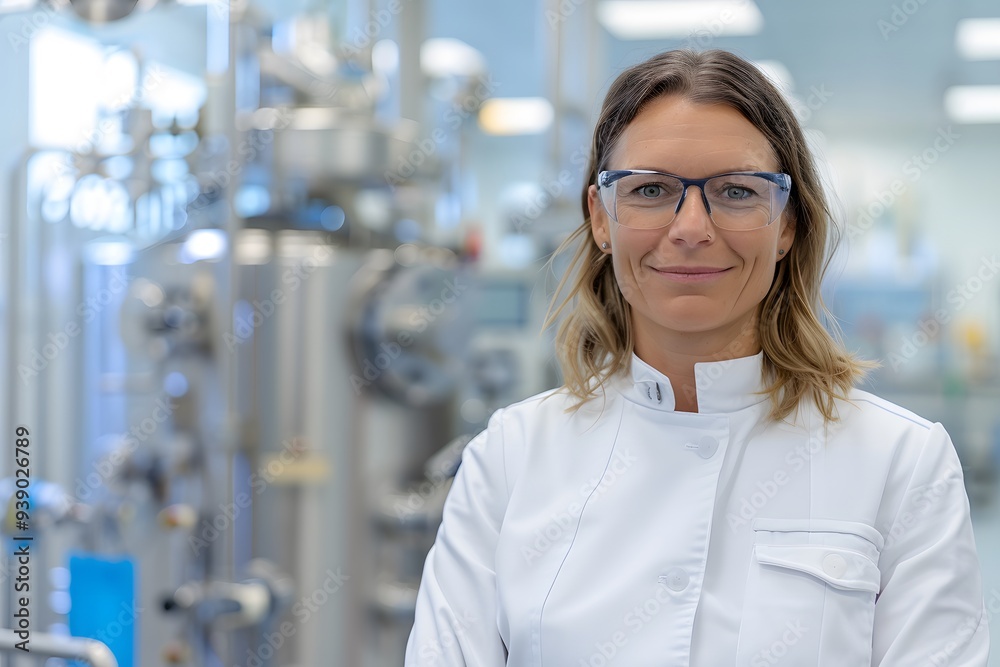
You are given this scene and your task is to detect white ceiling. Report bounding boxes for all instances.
[433,0,1000,136]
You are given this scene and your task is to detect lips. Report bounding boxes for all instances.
[649,265,732,283]
[652,266,728,274]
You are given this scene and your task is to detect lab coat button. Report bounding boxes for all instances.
[659,567,691,591]
[660,567,689,592]
[822,553,847,578]
[697,436,718,459]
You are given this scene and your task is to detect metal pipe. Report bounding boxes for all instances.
[5,148,41,645]
[397,0,425,126]
[0,629,118,667]
[547,0,564,172]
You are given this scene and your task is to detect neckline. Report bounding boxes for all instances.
[617,351,769,414]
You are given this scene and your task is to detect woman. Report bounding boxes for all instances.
[405,49,989,666]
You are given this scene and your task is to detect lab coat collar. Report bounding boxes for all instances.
[622,350,768,414]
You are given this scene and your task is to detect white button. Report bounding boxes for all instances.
[659,567,689,592]
[697,435,718,459]
[822,553,847,578]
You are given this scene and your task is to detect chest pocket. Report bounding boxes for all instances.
[736,518,883,667]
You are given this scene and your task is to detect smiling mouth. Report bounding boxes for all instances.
[650,266,732,282]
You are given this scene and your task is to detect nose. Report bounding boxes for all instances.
[666,185,714,245]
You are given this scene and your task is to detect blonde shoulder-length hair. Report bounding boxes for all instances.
[543,49,873,423]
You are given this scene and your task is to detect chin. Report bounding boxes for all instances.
[658,296,720,317]
[649,309,729,334]
[649,295,749,330]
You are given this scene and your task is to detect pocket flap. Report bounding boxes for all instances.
[755,543,881,594]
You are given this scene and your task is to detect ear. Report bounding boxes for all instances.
[588,184,610,250]
[777,211,796,260]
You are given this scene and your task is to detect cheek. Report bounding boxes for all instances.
[730,241,779,296]
[742,255,778,296]
[612,260,640,302]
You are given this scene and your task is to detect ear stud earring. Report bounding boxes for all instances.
[602,242,609,249]
[778,249,785,255]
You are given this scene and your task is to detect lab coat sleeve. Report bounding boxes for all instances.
[405,407,511,666]
[872,421,990,666]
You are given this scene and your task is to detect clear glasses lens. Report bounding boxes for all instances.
[603,173,788,231]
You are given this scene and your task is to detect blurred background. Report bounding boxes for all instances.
[0,0,998,665]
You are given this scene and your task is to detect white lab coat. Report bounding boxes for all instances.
[405,352,990,665]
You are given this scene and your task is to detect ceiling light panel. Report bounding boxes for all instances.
[945,85,1000,123]
[597,0,764,40]
[956,18,1000,60]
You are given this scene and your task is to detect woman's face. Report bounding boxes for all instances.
[588,95,795,353]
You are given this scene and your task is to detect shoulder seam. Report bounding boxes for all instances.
[851,397,932,430]
[882,421,951,553]
[495,407,511,503]
[504,386,563,410]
